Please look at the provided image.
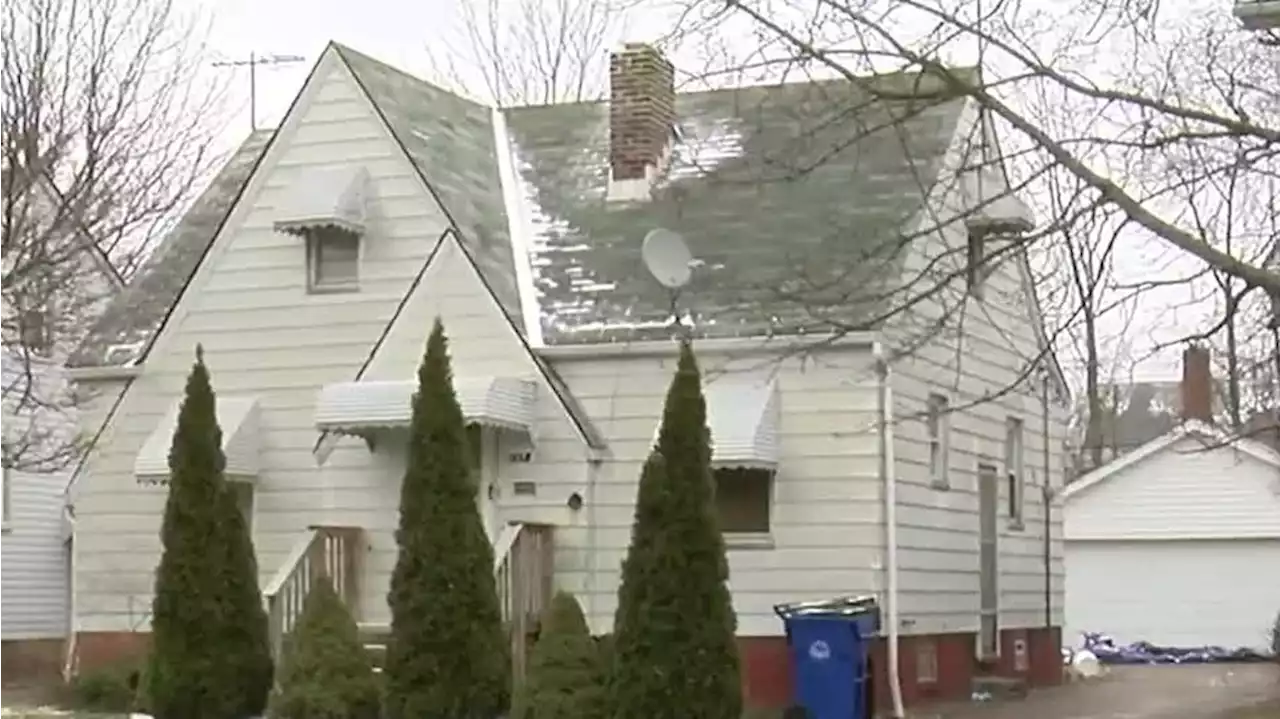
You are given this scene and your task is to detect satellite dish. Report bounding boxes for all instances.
[642,228,693,289]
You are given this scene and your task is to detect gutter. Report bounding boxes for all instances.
[873,342,905,719]
[67,364,143,381]
[539,332,878,360]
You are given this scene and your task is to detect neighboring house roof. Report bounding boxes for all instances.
[1063,419,1280,501]
[68,130,273,368]
[503,74,970,344]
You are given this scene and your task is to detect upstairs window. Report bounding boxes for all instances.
[306,227,361,293]
[273,165,371,296]
[2,466,12,529]
[18,308,52,355]
[926,394,951,489]
[1005,416,1025,528]
[966,230,988,298]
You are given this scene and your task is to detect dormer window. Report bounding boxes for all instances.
[273,166,371,294]
[307,227,361,293]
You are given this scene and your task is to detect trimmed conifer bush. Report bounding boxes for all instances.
[382,319,510,718]
[609,341,742,719]
[512,591,604,719]
[143,347,272,718]
[272,578,380,719]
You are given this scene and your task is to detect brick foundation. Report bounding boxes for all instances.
[74,627,1062,713]
[1,638,66,684]
[73,631,149,674]
[740,626,1062,713]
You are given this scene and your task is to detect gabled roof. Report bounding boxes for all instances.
[1063,419,1280,500]
[501,72,971,344]
[68,130,272,368]
[334,45,524,332]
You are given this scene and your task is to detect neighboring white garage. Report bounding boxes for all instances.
[1063,420,1280,652]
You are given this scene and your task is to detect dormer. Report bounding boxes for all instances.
[961,159,1035,298]
[273,165,371,293]
[607,43,677,203]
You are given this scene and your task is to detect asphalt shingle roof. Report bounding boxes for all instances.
[502,73,968,344]
[69,130,271,368]
[70,45,972,366]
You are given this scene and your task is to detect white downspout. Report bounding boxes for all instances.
[874,342,905,719]
[62,505,78,681]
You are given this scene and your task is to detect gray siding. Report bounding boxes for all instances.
[2,471,70,640]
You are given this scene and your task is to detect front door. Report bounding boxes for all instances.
[977,463,1000,659]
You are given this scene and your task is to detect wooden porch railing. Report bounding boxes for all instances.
[492,522,555,684]
[263,525,363,660]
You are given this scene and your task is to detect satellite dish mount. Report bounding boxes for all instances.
[641,228,695,340]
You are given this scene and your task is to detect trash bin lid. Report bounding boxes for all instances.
[773,594,878,619]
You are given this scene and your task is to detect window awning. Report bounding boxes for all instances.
[135,396,261,485]
[273,165,371,236]
[314,377,538,436]
[653,378,780,470]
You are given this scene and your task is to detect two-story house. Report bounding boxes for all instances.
[63,42,1070,711]
[2,168,125,680]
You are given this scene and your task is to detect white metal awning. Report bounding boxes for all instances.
[314,377,538,436]
[273,165,371,236]
[135,396,261,484]
[652,378,780,470]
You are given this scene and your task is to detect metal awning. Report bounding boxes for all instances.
[653,377,780,470]
[273,165,371,236]
[314,377,538,435]
[135,396,261,484]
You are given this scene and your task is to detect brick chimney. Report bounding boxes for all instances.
[608,43,675,201]
[1180,345,1213,424]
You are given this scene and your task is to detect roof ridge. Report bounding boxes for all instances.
[329,42,488,111]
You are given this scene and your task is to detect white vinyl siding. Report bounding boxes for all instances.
[1,471,70,640]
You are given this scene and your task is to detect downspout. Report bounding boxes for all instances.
[62,506,78,681]
[585,448,602,628]
[1040,372,1053,629]
[873,343,905,719]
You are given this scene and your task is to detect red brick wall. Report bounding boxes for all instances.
[1,638,66,684]
[740,627,1062,712]
[73,631,149,674]
[76,627,1062,711]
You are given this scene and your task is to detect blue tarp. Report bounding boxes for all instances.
[1079,631,1273,665]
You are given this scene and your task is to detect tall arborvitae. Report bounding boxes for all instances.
[213,480,273,716]
[512,591,604,719]
[382,319,509,718]
[609,341,742,719]
[144,347,272,718]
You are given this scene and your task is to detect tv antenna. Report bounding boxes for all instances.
[641,227,696,339]
[213,52,307,130]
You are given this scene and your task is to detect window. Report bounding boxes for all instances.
[20,309,52,354]
[916,639,939,684]
[0,460,11,524]
[966,230,987,298]
[713,467,773,539]
[306,227,360,292]
[1005,417,1025,528]
[229,482,254,532]
[926,394,950,489]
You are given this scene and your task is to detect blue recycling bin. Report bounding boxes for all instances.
[774,596,880,719]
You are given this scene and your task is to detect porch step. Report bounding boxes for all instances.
[970,673,1028,700]
[358,622,390,674]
